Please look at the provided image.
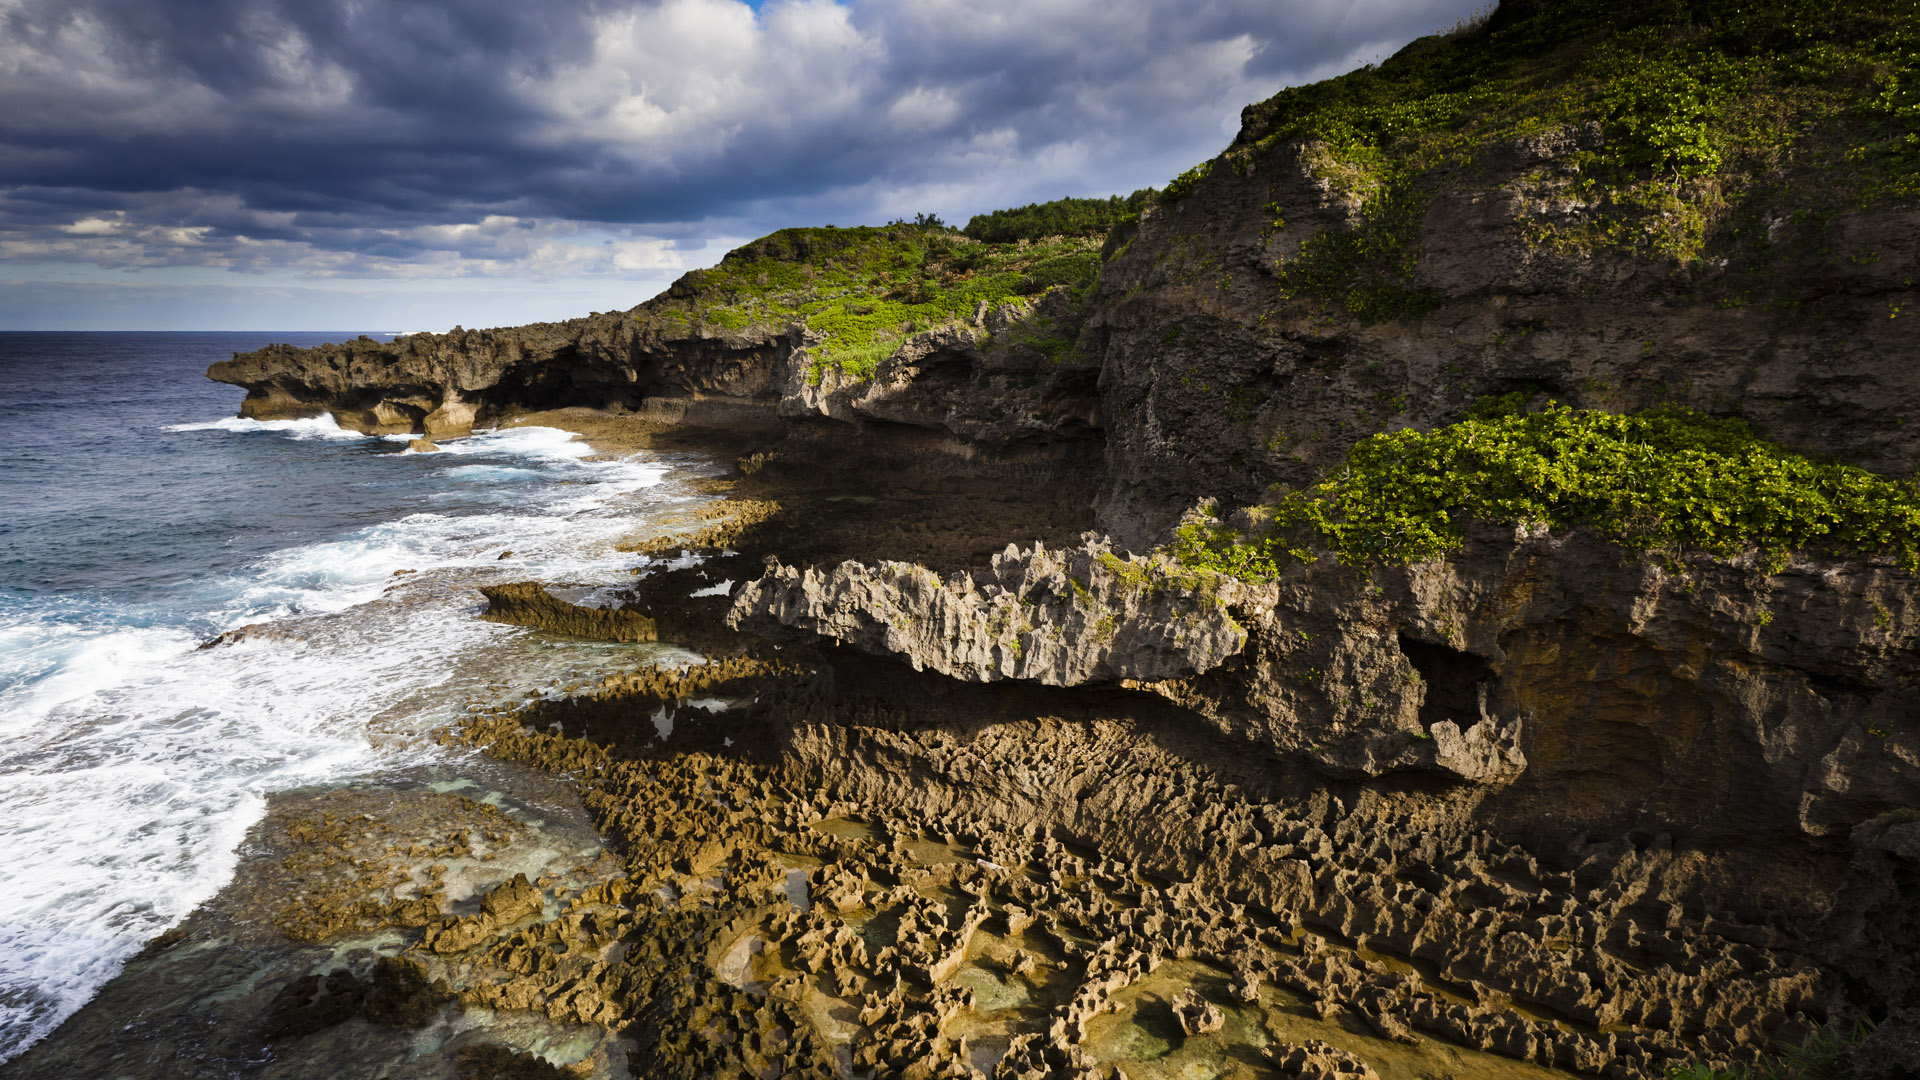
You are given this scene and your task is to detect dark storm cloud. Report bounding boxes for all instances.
[0,0,1487,279]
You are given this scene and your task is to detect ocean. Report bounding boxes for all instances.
[0,332,703,1059]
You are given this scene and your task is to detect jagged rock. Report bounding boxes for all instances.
[1264,1040,1379,1079]
[480,873,543,923]
[730,537,1253,685]
[811,865,867,914]
[479,583,658,642]
[423,873,545,954]
[1171,987,1224,1036]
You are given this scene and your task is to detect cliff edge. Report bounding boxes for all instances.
[197,0,1920,1075]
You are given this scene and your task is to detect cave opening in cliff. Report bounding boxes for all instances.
[1397,632,1495,731]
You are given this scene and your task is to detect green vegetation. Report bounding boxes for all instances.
[1174,399,1920,579]
[1665,1017,1876,1079]
[647,224,1103,383]
[962,190,1157,243]
[1169,0,1919,320]
[1160,161,1214,204]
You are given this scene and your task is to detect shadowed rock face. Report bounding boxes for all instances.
[205,312,797,436]
[728,520,1920,884]
[1084,130,1920,546]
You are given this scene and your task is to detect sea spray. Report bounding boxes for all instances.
[0,334,714,1060]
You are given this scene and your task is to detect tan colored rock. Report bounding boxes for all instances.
[423,392,477,437]
[1172,987,1224,1036]
[730,538,1254,685]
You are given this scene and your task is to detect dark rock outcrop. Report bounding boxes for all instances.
[1083,128,1920,545]
[206,311,795,436]
[480,583,658,643]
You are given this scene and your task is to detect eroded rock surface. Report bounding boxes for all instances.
[730,539,1251,685]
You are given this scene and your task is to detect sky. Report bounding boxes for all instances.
[0,0,1490,331]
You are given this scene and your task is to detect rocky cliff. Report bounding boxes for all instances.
[207,228,1106,471]
[202,0,1920,1074]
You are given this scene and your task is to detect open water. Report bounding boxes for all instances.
[0,332,699,1059]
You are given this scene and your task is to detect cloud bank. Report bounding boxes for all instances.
[0,0,1488,328]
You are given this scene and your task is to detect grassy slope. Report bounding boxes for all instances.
[1188,0,1920,323]
[637,225,1101,383]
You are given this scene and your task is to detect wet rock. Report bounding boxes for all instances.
[360,955,445,1028]
[262,969,366,1040]
[479,582,658,642]
[481,873,544,923]
[195,621,286,649]
[453,1043,579,1079]
[407,436,439,452]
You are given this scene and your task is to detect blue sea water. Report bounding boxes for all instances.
[0,332,699,1058]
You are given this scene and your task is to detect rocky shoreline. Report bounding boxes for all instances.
[8,408,1916,1079]
[26,2,1920,1074]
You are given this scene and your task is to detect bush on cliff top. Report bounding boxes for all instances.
[1174,399,1920,578]
[650,224,1101,383]
[1161,0,1920,321]
[961,190,1157,244]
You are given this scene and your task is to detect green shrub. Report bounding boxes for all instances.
[962,190,1157,244]
[1161,161,1214,203]
[1222,0,1920,283]
[1174,401,1920,579]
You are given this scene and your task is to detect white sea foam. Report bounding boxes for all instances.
[0,430,697,1060]
[0,627,196,735]
[443,426,593,461]
[443,464,547,484]
[163,413,372,440]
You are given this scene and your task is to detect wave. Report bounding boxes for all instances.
[0,426,696,1059]
[0,625,196,735]
[439,426,592,461]
[163,413,373,441]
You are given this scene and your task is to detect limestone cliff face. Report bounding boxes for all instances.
[789,292,1102,453]
[1083,131,1920,545]
[729,539,1250,686]
[207,265,1101,459]
[201,7,1920,1055]
[206,307,795,436]
[732,523,1920,905]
